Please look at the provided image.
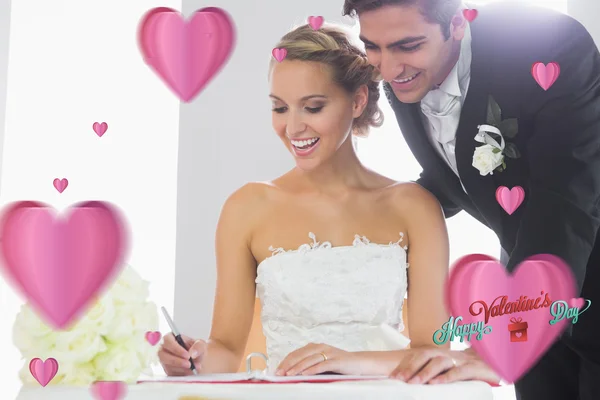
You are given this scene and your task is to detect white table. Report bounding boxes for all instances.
[17,380,495,400]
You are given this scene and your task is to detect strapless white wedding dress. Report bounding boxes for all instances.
[255,232,411,373]
[252,232,494,399]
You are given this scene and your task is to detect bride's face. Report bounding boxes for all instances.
[269,60,361,171]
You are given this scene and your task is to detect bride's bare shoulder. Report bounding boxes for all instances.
[384,181,443,213]
[220,181,282,219]
[225,181,276,205]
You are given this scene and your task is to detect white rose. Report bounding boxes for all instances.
[109,266,150,306]
[75,293,116,335]
[93,340,145,383]
[19,361,42,386]
[472,144,504,176]
[13,305,61,358]
[52,330,107,364]
[58,362,98,386]
[105,301,158,342]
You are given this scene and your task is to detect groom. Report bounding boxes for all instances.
[343,0,600,399]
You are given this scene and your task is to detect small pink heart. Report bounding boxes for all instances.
[463,9,478,22]
[570,297,585,309]
[515,332,522,338]
[53,178,69,193]
[308,16,324,30]
[272,48,287,62]
[145,331,162,346]
[90,381,127,400]
[531,62,560,91]
[29,358,59,387]
[496,186,525,215]
[93,122,108,137]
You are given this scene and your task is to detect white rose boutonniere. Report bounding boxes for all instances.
[472,95,521,176]
[472,144,505,176]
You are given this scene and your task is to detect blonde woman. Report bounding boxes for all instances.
[159,23,498,386]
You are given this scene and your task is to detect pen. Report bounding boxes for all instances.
[161,306,199,375]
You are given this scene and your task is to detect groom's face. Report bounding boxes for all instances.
[357,4,465,103]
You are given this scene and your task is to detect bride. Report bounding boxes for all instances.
[159,23,498,385]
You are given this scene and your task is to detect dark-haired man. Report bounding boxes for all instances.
[343,0,600,399]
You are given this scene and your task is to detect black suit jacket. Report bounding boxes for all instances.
[386,2,600,358]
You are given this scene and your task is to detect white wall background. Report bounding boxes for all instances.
[0,0,182,398]
[569,0,600,46]
[0,0,591,399]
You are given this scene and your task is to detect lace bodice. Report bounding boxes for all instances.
[255,232,410,373]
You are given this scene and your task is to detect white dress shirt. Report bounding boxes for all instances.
[420,23,472,182]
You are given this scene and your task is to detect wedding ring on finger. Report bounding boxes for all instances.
[451,358,457,367]
[319,352,328,362]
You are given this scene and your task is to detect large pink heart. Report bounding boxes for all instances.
[138,7,236,102]
[446,254,577,383]
[90,381,127,400]
[0,201,128,330]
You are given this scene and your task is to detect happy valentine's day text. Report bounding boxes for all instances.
[432,316,493,345]
[549,299,592,325]
[469,291,552,324]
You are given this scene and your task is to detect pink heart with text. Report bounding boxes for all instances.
[446,253,577,383]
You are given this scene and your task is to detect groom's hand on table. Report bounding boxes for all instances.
[275,343,368,376]
[158,334,206,375]
[390,347,500,385]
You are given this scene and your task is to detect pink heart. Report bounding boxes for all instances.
[145,331,162,346]
[53,178,69,193]
[463,9,478,22]
[308,16,324,30]
[446,254,577,383]
[29,358,59,387]
[93,122,108,137]
[570,297,585,309]
[531,62,560,91]
[0,201,128,329]
[495,186,525,215]
[138,7,236,102]
[272,48,287,62]
[90,381,127,400]
[515,332,522,338]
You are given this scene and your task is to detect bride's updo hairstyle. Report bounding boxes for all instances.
[269,23,383,137]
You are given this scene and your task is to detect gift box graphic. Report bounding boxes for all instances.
[508,317,528,342]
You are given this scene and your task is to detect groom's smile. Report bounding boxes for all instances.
[356,3,466,104]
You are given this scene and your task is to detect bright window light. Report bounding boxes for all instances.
[468,0,568,14]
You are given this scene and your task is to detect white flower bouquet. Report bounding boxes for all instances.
[14,265,160,386]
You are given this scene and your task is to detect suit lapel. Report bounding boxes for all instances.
[454,14,503,234]
[384,84,463,188]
